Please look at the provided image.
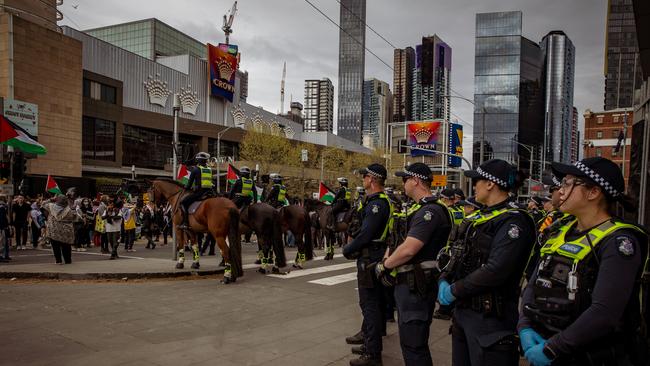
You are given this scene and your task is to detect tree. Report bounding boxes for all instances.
[239,130,293,173]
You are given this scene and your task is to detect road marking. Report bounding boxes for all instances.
[242,253,344,270]
[308,272,357,286]
[266,262,356,279]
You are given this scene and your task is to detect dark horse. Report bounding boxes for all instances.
[278,204,314,269]
[303,198,355,260]
[150,179,243,283]
[240,202,286,274]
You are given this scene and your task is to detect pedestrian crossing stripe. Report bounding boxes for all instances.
[266,262,356,279]
[308,272,357,286]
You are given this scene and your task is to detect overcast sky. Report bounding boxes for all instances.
[58,0,607,162]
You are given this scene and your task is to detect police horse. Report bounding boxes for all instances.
[150,179,243,283]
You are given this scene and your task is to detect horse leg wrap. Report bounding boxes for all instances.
[192,244,200,262]
[257,250,263,260]
[299,252,306,263]
[224,263,232,278]
[178,249,185,263]
[260,257,268,270]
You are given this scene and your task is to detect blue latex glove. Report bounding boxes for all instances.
[438,280,456,305]
[519,328,546,353]
[524,343,551,366]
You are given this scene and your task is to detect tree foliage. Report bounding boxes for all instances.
[239,130,292,173]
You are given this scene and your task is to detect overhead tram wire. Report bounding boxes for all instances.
[302,0,393,71]
[334,0,398,49]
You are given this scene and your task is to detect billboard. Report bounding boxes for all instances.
[208,43,239,102]
[448,123,463,167]
[407,121,441,157]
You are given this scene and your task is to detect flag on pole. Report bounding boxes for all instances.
[319,182,335,204]
[614,130,625,153]
[46,175,63,195]
[0,114,47,155]
[176,164,190,185]
[226,164,238,183]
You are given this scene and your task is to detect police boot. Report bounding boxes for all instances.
[351,345,366,355]
[345,330,364,345]
[178,207,189,229]
[349,354,382,366]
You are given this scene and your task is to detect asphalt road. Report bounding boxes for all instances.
[0,240,454,366]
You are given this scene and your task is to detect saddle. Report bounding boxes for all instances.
[186,191,215,214]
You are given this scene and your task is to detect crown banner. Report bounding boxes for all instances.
[208,43,239,102]
[448,123,463,167]
[408,121,441,157]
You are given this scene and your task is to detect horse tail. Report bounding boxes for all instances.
[228,207,243,278]
[303,210,314,260]
[272,210,286,267]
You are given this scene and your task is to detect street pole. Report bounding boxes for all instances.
[172,94,180,261]
[480,109,486,165]
[216,126,233,193]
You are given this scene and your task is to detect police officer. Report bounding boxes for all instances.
[528,196,548,225]
[342,164,392,366]
[438,159,536,365]
[440,188,465,227]
[267,173,289,209]
[229,166,257,209]
[330,177,351,229]
[518,157,648,366]
[458,196,483,217]
[375,163,452,365]
[179,152,213,229]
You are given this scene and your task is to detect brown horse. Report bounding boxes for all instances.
[278,204,314,268]
[304,198,354,260]
[150,179,242,283]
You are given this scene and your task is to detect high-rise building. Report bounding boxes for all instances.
[393,47,415,122]
[362,78,391,149]
[541,31,575,164]
[279,102,304,127]
[337,0,366,143]
[583,109,632,184]
[571,106,580,161]
[474,11,545,174]
[304,78,334,132]
[412,35,452,122]
[604,0,643,110]
[85,19,206,60]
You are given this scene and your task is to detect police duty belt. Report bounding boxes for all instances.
[396,260,439,273]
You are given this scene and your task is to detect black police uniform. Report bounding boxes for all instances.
[519,220,648,365]
[342,192,391,361]
[450,198,536,365]
[393,196,451,365]
[267,183,287,209]
[228,177,257,209]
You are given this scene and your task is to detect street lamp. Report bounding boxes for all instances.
[172,94,180,260]
[511,139,534,198]
[441,95,487,165]
[216,125,233,193]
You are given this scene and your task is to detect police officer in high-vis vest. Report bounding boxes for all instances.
[179,152,213,229]
[229,166,257,209]
[518,157,648,366]
[375,163,452,365]
[267,173,289,209]
[438,159,536,365]
[342,164,392,366]
[440,188,465,227]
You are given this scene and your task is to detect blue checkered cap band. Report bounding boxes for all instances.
[552,176,561,187]
[476,167,508,188]
[574,161,620,197]
[405,170,429,181]
[366,169,383,178]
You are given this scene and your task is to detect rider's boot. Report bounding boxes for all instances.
[178,207,189,229]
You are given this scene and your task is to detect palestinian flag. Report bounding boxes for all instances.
[176,164,190,185]
[46,175,63,195]
[226,164,239,184]
[319,182,335,204]
[0,114,46,155]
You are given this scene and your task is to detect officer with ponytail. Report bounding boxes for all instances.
[518,157,648,366]
[438,159,536,365]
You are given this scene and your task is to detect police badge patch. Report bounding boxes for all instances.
[372,205,379,214]
[508,224,520,239]
[423,211,432,221]
[617,236,634,257]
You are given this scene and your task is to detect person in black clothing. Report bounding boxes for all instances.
[329,177,351,229]
[266,174,288,209]
[12,195,30,250]
[229,166,258,209]
[142,202,155,249]
[342,164,392,366]
[0,196,10,261]
[518,157,648,366]
[439,159,536,366]
[377,163,452,365]
[179,152,213,229]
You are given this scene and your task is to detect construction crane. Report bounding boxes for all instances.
[280,62,286,115]
[222,1,237,45]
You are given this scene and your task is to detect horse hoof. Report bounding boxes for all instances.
[257,268,267,274]
[292,263,303,270]
[191,262,200,269]
[271,267,280,274]
[176,263,184,269]
[221,276,231,284]
[218,260,225,267]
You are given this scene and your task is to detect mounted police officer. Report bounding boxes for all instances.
[518,157,649,366]
[179,152,213,229]
[267,173,289,209]
[375,162,452,365]
[342,164,392,366]
[354,186,366,209]
[229,166,257,209]
[438,159,536,365]
[330,177,351,229]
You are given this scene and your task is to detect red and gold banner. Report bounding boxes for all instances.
[208,43,239,102]
[407,121,441,156]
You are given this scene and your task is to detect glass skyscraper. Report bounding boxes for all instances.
[337,0,366,144]
[473,11,544,169]
[541,31,575,163]
[362,78,391,149]
[411,35,452,122]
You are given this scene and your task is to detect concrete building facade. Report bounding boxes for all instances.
[583,108,632,184]
[303,78,334,132]
[392,47,414,122]
[361,78,391,150]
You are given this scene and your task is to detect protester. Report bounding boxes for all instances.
[43,195,78,264]
[12,195,30,250]
[0,196,10,261]
[30,201,46,249]
[103,200,123,259]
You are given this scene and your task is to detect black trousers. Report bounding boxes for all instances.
[182,189,208,211]
[358,274,386,357]
[51,240,72,264]
[394,283,437,366]
[31,222,41,248]
[14,223,27,246]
